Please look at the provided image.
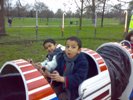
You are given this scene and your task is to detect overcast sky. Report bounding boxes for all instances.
[17,0,77,13]
[12,0,132,13]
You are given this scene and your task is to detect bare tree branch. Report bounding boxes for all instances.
[18,0,22,7]
[74,0,81,10]
[117,0,131,3]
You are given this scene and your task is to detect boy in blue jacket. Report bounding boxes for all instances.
[50,36,89,100]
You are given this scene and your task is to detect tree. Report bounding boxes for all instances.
[4,0,12,18]
[91,0,96,24]
[0,0,5,35]
[55,9,63,18]
[86,0,101,24]
[74,0,85,30]
[87,0,108,27]
[34,1,51,24]
[79,0,84,30]
[34,2,48,13]
[101,0,106,27]
[75,0,107,29]
[128,1,133,15]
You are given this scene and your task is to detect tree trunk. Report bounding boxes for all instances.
[101,0,106,27]
[92,0,95,25]
[0,0,6,35]
[79,0,84,30]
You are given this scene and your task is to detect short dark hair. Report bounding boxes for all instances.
[66,36,82,48]
[125,30,133,41]
[43,38,56,46]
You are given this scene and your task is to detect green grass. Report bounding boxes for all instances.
[0,17,125,67]
[4,25,124,41]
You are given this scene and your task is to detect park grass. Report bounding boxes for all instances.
[0,17,125,67]
[3,25,124,41]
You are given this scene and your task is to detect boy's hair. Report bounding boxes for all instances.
[125,30,133,41]
[43,38,56,46]
[66,36,82,48]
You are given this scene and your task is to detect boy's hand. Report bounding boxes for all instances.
[27,59,34,64]
[44,69,51,78]
[50,71,65,83]
[27,59,42,70]
[27,59,51,79]
[34,63,42,70]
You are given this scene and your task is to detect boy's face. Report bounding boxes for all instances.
[44,42,56,53]
[65,40,81,59]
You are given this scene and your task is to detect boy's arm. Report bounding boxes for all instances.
[34,63,51,78]
[41,55,57,72]
[40,59,49,67]
[27,59,51,78]
[56,44,65,51]
[27,59,42,70]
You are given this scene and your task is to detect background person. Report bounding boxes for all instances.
[124,30,133,48]
[8,17,12,27]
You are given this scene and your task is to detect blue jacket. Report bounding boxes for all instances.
[55,52,89,100]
